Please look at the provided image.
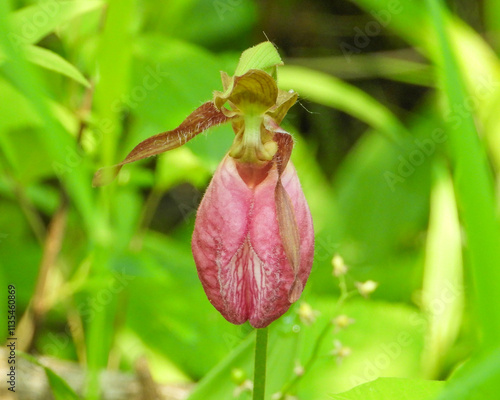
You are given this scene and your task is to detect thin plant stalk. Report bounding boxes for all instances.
[253,327,269,400]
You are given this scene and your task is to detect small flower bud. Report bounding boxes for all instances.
[355,280,378,297]
[332,254,348,276]
[233,379,253,397]
[297,302,320,325]
[331,339,351,363]
[293,360,304,376]
[231,368,246,385]
[332,314,355,332]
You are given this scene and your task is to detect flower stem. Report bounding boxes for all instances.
[253,327,269,400]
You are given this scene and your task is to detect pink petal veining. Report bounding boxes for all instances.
[192,156,314,328]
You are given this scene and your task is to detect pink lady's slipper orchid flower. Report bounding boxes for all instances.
[93,42,314,328]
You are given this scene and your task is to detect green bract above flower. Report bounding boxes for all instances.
[212,43,297,164]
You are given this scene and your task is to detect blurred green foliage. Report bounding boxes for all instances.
[1,0,500,399]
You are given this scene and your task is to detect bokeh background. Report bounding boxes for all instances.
[1,0,500,399]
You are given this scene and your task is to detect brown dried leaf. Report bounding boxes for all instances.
[93,102,230,187]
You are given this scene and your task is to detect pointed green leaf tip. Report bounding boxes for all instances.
[234,42,283,78]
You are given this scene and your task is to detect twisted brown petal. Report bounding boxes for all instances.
[92,102,232,187]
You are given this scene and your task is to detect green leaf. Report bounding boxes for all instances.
[92,0,134,168]
[278,65,409,143]
[44,367,81,400]
[24,45,89,87]
[331,378,445,400]
[425,0,500,348]
[9,0,103,45]
[436,347,500,400]
[187,332,255,400]
[19,353,80,400]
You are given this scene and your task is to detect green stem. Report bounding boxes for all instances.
[253,327,269,400]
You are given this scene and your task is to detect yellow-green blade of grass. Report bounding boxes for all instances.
[287,53,433,87]
[425,0,500,349]
[279,65,410,143]
[421,161,464,379]
[24,45,90,87]
[93,0,134,168]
